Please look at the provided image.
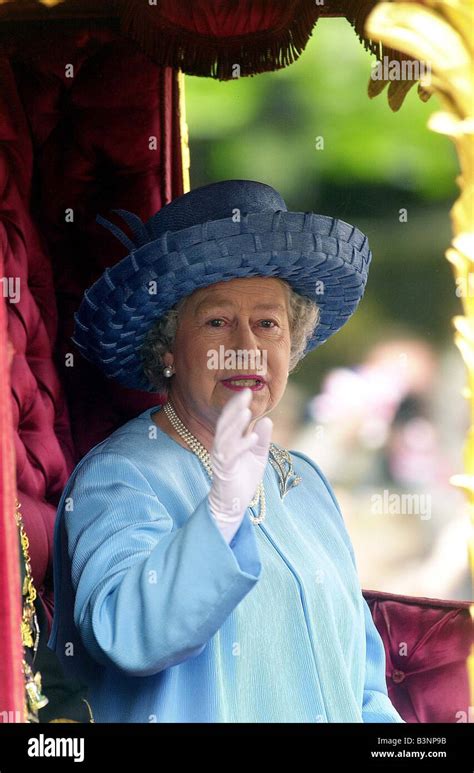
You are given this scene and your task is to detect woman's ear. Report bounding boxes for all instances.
[163,352,174,368]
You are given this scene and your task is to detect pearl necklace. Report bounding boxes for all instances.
[163,400,266,524]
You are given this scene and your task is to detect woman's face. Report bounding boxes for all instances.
[164,277,292,430]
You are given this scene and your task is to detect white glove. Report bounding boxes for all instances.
[208,388,273,544]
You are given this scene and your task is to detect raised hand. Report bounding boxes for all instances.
[208,388,273,544]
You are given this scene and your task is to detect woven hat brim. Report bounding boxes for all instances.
[72,211,371,392]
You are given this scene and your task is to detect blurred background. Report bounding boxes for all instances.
[185,18,470,601]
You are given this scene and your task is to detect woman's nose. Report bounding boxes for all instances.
[227,320,258,352]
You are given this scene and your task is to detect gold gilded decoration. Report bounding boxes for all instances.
[178,69,191,194]
[14,499,49,721]
[365,0,474,708]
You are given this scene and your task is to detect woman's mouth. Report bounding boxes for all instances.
[220,375,266,391]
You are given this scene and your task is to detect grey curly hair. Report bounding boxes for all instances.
[140,278,320,394]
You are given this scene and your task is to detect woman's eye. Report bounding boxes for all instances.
[207,319,225,327]
[205,318,278,328]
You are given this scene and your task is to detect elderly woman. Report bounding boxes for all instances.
[48,180,405,724]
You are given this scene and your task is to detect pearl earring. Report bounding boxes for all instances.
[163,365,174,378]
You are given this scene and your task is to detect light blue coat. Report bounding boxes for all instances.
[47,404,405,723]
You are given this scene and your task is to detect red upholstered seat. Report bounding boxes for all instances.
[0,15,471,725]
[364,590,472,724]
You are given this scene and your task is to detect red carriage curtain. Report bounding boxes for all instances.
[0,11,186,720]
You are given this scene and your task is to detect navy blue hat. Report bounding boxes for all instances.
[72,180,372,392]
